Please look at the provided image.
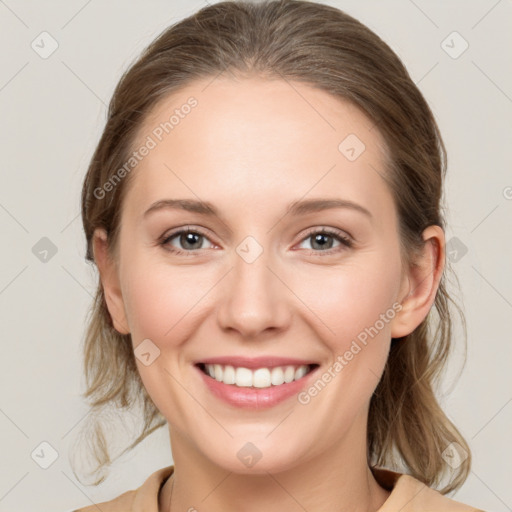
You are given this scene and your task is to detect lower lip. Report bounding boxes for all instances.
[195,365,318,409]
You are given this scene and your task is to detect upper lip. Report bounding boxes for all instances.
[196,356,318,369]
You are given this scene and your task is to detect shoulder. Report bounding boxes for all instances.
[73,489,136,512]
[373,467,486,512]
[71,465,174,512]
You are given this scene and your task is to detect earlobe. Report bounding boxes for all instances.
[390,225,445,339]
[92,228,130,335]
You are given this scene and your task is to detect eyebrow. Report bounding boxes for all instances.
[143,197,373,221]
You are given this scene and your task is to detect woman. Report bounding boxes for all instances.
[72,0,484,510]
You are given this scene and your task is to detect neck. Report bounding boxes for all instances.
[159,418,390,512]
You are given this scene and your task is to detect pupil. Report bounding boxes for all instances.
[182,232,201,249]
[312,233,332,250]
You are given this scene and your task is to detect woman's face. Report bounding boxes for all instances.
[95,76,428,474]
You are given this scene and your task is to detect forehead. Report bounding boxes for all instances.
[125,76,393,223]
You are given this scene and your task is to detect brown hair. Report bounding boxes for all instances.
[76,0,470,493]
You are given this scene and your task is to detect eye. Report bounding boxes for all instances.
[160,227,215,255]
[159,226,353,256]
[296,227,353,255]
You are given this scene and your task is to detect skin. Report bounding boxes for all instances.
[93,75,445,512]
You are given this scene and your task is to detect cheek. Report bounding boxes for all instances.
[291,256,402,353]
[289,260,400,433]
[121,259,215,346]
[120,260,215,423]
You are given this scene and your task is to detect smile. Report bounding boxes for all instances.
[197,363,318,388]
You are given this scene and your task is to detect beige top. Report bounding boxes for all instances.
[73,465,485,511]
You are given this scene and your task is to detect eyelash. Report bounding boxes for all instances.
[159,226,353,256]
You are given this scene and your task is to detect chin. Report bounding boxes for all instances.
[201,437,310,476]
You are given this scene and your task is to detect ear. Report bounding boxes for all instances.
[92,228,130,335]
[390,225,445,339]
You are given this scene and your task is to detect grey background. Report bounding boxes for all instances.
[0,0,511,511]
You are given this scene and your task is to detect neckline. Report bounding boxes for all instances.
[370,465,403,491]
[156,465,403,509]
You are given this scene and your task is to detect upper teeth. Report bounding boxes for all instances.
[204,364,311,388]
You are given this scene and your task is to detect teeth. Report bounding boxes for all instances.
[223,365,235,384]
[236,367,253,387]
[295,365,308,380]
[203,364,312,388]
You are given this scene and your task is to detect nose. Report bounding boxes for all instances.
[216,244,292,339]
